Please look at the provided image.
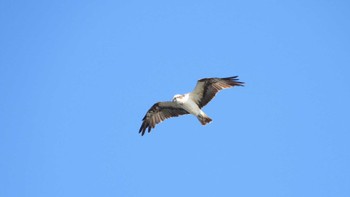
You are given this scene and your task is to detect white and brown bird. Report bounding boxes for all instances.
[139,76,244,135]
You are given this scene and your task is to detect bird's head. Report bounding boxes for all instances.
[172,94,184,103]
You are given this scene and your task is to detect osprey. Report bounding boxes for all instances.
[139,76,244,136]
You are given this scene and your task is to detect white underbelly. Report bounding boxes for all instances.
[182,99,201,116]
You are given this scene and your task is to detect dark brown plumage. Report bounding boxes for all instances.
[139,102,189,136]
[191,76,244,108]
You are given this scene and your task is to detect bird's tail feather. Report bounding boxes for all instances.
[197,114,212,125]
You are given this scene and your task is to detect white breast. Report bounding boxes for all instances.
[182,93,201,116]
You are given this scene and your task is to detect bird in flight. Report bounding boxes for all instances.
[139,76,244,136]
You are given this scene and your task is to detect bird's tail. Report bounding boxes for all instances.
[197,113,212,125]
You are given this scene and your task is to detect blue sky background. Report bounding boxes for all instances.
[1,0,350,196]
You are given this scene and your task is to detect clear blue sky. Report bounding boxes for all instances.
[1,1,350,196]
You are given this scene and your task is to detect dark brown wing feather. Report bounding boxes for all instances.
[139,102,189,136]
[190,76,244,108]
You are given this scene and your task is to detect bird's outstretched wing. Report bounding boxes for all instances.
[139,102,189,136]
[190,76,244,109]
